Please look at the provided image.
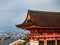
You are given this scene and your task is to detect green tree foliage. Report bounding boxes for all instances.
[23,37,29,45]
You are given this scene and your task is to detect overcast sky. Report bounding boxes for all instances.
[0,0,60,33]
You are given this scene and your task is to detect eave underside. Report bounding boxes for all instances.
[16,25,60,30]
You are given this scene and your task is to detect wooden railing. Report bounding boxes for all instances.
[26,34,60,38]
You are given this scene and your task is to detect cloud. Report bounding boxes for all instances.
[19,0,60,12]
[0,0,19,11]
[19,0,55,5]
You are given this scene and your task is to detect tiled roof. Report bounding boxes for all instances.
[16,10,60,28]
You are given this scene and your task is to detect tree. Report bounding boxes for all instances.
[23,37,29,45]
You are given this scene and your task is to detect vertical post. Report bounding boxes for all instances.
[33,40,39,45]
[55,38,57,45]
[30,38,33,45]
[44,38,47,45]
[30,38,39,45]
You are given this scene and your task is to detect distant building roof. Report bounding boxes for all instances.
[16,10,60,28]
[9,39,25,45]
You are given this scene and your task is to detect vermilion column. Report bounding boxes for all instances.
[44,38,47,45]
[30,38,33,45]
[55,38,57,45]
[30,38,39,45]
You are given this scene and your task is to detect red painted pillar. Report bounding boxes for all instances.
[30,38,39,45]
[44,38,47,45]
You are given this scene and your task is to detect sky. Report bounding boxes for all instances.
[0,0,60,33]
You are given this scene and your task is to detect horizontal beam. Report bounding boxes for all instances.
[26,34,60,38]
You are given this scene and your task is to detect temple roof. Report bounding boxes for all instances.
[16,10,60,28]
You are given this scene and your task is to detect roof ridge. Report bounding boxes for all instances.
[28,9,60,13]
